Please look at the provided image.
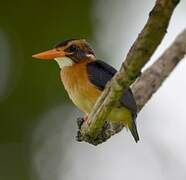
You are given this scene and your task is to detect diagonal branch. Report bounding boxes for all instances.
[132,29,186,111]
[77,29,186,145]
[78,0,181,145]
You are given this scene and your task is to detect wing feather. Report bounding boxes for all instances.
[87,60,137,115]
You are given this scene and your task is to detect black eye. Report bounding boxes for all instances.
[69,45,78,52]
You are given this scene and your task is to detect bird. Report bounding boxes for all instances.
[32,39,139,142]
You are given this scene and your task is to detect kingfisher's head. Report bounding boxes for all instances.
[32,39,96,69]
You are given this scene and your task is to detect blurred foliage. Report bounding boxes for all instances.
[0,0,93,143]
[0,0,93,179]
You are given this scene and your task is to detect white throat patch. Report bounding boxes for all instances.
[55,57,74,69]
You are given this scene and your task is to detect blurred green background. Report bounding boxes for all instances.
[0,0,92,179]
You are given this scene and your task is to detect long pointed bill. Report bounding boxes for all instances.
[32,49,66,60]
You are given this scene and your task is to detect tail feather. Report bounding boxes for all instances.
[129,120,139,143]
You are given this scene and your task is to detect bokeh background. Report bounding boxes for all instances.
[0,0,186,180]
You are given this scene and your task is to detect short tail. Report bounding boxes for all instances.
[129,120,139,143]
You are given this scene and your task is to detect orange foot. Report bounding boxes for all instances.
[83,114,88,123]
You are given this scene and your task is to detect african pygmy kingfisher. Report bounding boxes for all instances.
[32,39,139,142]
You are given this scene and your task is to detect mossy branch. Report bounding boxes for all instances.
[77,0,181,145]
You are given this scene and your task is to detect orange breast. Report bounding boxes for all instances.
[60,60,101,114]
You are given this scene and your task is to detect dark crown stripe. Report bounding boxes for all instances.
[54,39,77,48]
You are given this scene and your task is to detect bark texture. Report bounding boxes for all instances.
[133,29,186,111]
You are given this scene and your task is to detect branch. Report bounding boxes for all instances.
[77,29,186,145]
[132,29,186,111]
[77,0,181,145]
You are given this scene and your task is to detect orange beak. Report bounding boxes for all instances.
[32,49,67,60]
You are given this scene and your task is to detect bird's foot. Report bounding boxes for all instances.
[83,114,88,123]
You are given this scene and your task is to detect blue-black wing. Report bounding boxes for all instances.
[87,60,137,115]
